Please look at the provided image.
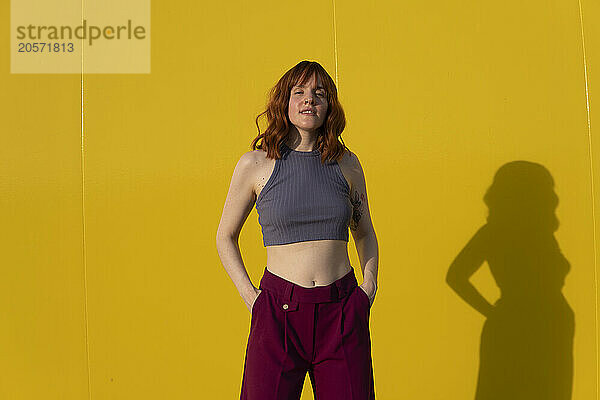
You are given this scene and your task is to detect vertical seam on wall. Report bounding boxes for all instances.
[332,0,339,89]
[576,0,598,398]
[80,0,92,398]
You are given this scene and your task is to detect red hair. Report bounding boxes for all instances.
[250,61,348,163]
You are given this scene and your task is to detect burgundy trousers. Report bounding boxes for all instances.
[240,266,375,400]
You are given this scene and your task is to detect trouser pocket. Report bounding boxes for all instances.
[251,288,266,314]
[356,285,371,311]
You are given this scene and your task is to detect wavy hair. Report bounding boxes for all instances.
[250,60,348,164]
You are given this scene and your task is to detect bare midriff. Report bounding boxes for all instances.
[265,240,352,287]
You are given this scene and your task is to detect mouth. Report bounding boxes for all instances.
[300,110,316,116]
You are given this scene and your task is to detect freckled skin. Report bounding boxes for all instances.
[349,189,364,231]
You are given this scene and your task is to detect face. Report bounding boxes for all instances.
[287,73,328,135]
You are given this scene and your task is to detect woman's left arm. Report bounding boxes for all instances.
[346,152,379,305]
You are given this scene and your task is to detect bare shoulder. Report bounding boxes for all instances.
[234,150,261,175]
[249,148,277,198]
[250,147,276,170]
[337,148,373,235]
[236,148,272,168]
[339,148,362,169]
[337,148,364,191]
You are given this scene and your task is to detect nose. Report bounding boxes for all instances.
[304,96,314,104]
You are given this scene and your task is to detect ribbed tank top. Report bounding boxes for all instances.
[255,142,352,246]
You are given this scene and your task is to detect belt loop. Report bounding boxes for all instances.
[334,279,343,300]
[284,282,293,301]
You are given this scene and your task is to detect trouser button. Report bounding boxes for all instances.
[282,304,289,310]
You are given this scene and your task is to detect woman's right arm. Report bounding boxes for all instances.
[216,151,261,313]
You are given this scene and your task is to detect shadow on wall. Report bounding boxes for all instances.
[446,161,575,400]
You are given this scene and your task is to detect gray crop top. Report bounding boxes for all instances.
[255,142,352,246]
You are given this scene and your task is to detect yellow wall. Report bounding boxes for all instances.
[1,0,598,399]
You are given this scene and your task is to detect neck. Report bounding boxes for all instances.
[286,128,319,151]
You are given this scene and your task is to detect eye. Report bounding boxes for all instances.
[292,89,326,97]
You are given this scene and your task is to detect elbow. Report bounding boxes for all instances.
[215,229,236,249]
[353,228,377,244]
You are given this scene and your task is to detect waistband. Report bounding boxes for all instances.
[258,266,359,303]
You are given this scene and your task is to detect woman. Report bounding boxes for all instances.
[216,60,379,400]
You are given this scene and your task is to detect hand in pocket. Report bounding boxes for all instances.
[249,288,263,314]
